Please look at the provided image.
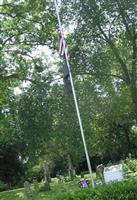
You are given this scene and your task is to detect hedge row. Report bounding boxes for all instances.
[56,180,137,200]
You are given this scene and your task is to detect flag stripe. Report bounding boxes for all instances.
[59,37,63,54]
[58,30,69,58]
[61,40,66,56]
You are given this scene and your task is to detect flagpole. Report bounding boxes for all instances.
[54,0,95,188]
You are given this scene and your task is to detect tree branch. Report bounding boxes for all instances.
[2,39,52,47]
[0,73,63,85]
[2,35,15,46]
[0,12,16,18]
[98,25,130,84]
[0,73,19,80]
[0,73,37,83]
[0,3,13,7]
[115,0,133,44]
[85,0,131,84]
[76,70,125,82]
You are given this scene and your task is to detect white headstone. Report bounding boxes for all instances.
[104,164,124,184]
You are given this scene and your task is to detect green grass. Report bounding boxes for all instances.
[0,173,137,200]
[0,188,24,200]
[0,173,97,200]
[0,180,79,200]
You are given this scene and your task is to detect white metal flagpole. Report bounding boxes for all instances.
[54,0,95,188]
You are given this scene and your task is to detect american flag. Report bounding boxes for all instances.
[58,29,69,58]
[57,29,72,94]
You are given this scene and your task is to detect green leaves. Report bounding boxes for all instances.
[0,0,56,85]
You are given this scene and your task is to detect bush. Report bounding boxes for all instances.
[0,180,8,192]
[123,158,137,173]
[56,180,137,200]
[122,156,137,179]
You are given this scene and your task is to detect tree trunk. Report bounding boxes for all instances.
[124,126,132,155]
[131,90,137,122]
[130,27,137,122]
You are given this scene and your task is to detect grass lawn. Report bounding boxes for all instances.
[0,174,97,200]
[1,173,136,200]
[0,180,80,200]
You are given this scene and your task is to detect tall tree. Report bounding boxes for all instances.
[61,0,137,121]
[0,0,56,103]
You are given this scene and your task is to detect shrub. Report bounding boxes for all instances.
[123,156,137,179]
[0,180,8,192]
[124,158,137,172]
[56,180,137,200]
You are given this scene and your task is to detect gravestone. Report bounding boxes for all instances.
[104,164,124,183]
[96,164,104,183]
[43,162,51,191]
[24,181,32,198]
[33,179,39,193]
[56,174,63,182]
